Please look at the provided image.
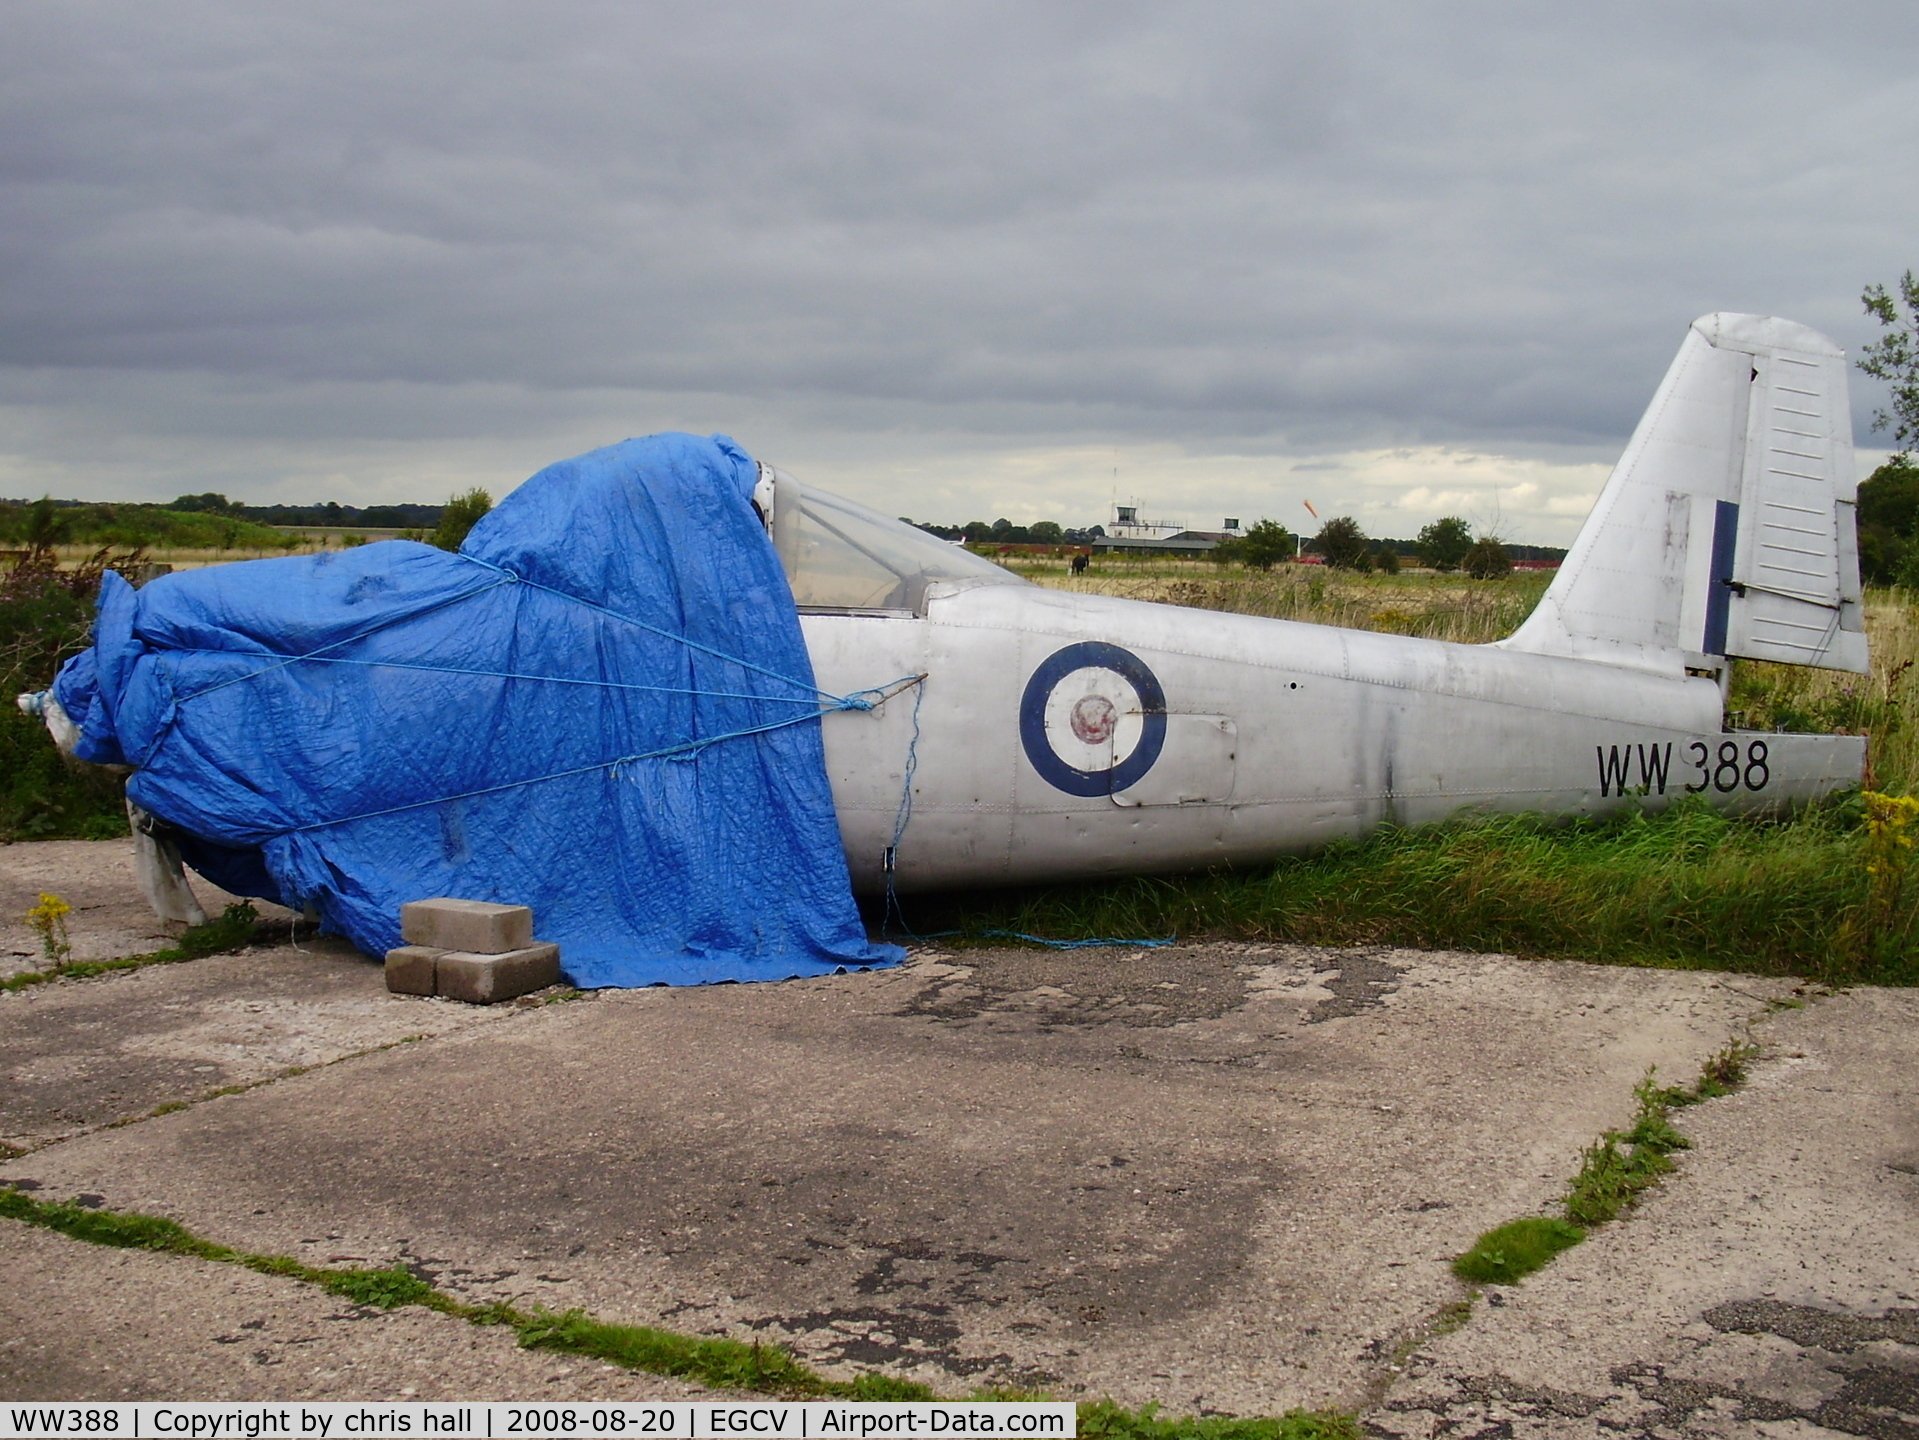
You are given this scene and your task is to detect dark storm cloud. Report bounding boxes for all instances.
[3,0,1918,488]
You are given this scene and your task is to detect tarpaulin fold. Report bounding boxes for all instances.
[54,432,902,986]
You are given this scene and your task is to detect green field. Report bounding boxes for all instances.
[0,500,297,555]
[1001,553,1556,644]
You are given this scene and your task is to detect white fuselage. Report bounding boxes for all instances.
[804,581,1861,894]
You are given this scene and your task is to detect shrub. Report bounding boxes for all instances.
[1463,536,1512,579]
[431,488,493,551]
[1314,516,1372,571]
[1415,516,1473,571]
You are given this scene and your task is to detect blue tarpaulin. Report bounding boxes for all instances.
[53,433,904,986]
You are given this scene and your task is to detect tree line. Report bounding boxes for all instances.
[906,512,1563,573]
[1212,515,1532,577]
[0,490,496,554]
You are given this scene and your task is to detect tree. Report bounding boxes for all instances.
[1856,459,1919,583]
[1861,272,1919,461]
[170,492,235,515]
[1373,543,1401,575]
[1415,516,1473,572]
[431,488,493,552]
[21,497,68,555]
[1232,519,1294,570]
[1463,536,1513,579]
[1315,516,1372,571]
[1029,520,1064,544]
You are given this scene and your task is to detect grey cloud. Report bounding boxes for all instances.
[3,1,1918,501]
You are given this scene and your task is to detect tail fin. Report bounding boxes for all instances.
[1501,313,1867,675]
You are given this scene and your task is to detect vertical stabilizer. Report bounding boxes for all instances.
[1500,313,1866,675]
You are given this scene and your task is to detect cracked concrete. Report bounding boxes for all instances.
[0,1220,716,1401]
[1371,987,1919,1439]
[2,936,525,1153]
[1,837,295,980]
[3,839,1915,1424]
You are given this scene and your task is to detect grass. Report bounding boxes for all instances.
[1450,1041,1757,1286]
[0,1182,930,1397]
[2,901,267,993]
[903,796,1916,986]
[1450,1218,1587,1286]
[0,568,127,840]
[1560,1071,1693,1228]
[1076,1400,1359,1440]
[0,502,296,553]
[1006,555,1552,646]
[0,1184,1356,1428]
[905,562,1919,984]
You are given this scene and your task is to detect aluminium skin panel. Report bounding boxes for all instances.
[805,584,1859,895]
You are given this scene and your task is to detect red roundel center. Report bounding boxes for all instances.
[1069,693,1118,745]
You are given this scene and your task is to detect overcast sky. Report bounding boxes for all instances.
[4,2,1917,542]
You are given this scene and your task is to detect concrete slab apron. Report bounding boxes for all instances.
[0,1222,715,1403]
[2,939,519,1153]
[1,838,294,980]
[0,942,1778,1411]
[1375,986,1919,1440]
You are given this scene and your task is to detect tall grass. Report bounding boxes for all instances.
[903,797,1913,985]
[0,559,127,839]
[1730,592,1919,792]
[0,501,295,552]
[1006,556,1553,644]
[937,561,1919,985]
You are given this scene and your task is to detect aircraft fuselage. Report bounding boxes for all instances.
[805,581,1861,894]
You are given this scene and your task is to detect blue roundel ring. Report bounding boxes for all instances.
[1019,642,1168,797]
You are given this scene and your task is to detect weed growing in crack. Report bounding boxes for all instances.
[0,1184,1363,1429]
[1077,1399,1360,1440]
[513,1309,834,1395]
[24,892,72,969]
[1451,1218,1587,1286]
[1689,1040,1759,1100]
[1453,1041,1761,1287]
[2,900,264,993]
[1563,1070,1694,1228]
[173,902,262,958]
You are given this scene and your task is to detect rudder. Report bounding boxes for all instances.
[1500,313,1867,675]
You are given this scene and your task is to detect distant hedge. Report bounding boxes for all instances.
[0,502,296,551]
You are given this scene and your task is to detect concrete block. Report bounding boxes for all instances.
[435,943,562,1005]
[384,945,443,996]
[400,898,533,954]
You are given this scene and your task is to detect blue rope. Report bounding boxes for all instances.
[879,929,1175,949]
[176,574,516,703]
[980,930,1176,949]
[873,674,1172,952]
[286,705,842,834]
[175,649,879,709]
[464,559,840,702]
[881,675,928,939]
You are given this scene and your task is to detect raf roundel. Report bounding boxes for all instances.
[1018,642,1168,797]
